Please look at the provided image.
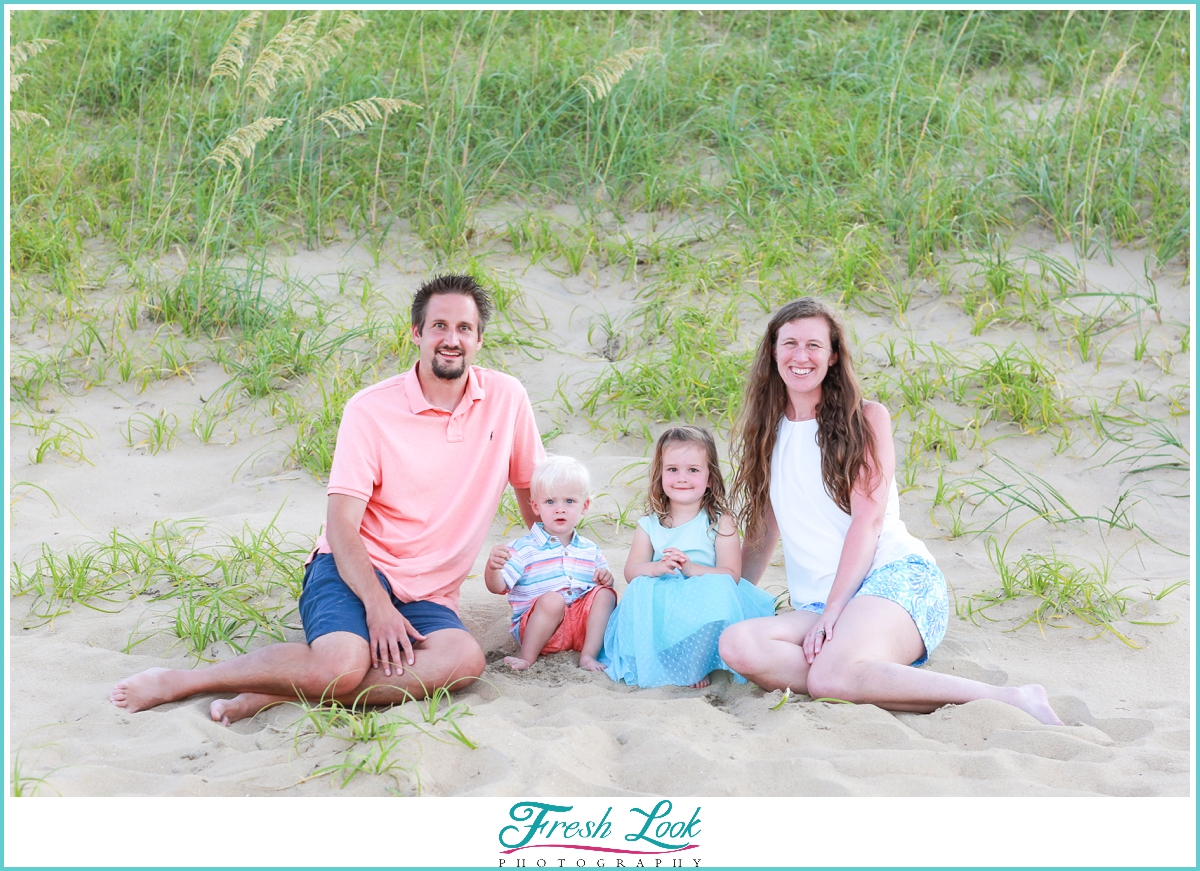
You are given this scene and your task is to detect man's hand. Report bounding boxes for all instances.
[366,606,426,677]
[594,567,615,587]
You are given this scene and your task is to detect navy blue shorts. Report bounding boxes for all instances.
[299,552,467,644]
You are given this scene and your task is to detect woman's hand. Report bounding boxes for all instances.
[802,611,840,665]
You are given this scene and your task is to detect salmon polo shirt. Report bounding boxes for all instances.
[312,363,543,611]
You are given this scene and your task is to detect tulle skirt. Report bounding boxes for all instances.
[600,572,777,687]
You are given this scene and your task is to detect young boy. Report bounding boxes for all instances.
[485,455,616,672]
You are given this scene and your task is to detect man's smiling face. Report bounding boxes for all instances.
[412,292,483,381]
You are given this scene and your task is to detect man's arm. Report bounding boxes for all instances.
[514,487,537,529]
[325,493,424,676]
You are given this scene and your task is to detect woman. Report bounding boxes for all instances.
[718,298,1062,724]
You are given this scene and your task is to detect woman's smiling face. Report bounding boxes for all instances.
[774,316,837,406]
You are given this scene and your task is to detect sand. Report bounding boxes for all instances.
[5,214,1194,863]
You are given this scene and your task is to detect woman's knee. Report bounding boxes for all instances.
[805,661,854,702]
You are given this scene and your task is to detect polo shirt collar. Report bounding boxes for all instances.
[403,362,486,416]
[531,522,582,549]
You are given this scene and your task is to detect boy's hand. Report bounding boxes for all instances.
[594,567,614,587]
[486,545,514,573]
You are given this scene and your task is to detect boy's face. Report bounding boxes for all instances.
[531,490,589,541]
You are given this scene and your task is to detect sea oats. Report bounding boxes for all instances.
[205,117,286,170]
[575,46,657,102]
[317,97,420,138]
[297,11,366,87]
[9,38,57,74]
[209,11,261,83]
[10,110,48,131]
[244,13,321,102]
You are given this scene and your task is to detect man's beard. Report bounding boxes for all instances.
[431,353,466,380]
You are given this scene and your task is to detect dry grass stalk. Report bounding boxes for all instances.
[317,97,420,138]
[209,11,262,83]
[576,46,657,102]
[205,117,286,170]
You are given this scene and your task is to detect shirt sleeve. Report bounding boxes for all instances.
[326,397,379,502]
[507,384,544,490]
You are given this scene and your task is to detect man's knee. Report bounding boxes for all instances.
[431,629,486,690]
[303,635,370,698]
[536,591,567,615]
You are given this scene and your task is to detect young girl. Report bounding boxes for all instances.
[600,426,777,688]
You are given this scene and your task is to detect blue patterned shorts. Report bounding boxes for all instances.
[793,554,949,666]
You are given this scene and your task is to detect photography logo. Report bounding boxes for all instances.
[498,800,703,867]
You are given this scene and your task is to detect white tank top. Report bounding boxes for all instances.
[770,416,933,605]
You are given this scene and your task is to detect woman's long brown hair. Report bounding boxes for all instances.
[730,297,876,538]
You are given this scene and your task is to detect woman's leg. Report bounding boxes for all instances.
[719,610,822,693]
[806,596,1062,724]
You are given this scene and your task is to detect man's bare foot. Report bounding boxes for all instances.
[109,668,181,713]
[689,673,712,689]
[210,693,280,726]
[504,656,533,671]
[1012,684,1064,726]
[579,654,606,672]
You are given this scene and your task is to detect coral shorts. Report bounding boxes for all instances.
[516,585,609,655]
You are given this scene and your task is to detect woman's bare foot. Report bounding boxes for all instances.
[689,672,713,689]
[579,654,606,672]
[109,668,182,713]
[210,693,283,726]
[504,656,534,671]
[1011,684,1064,725]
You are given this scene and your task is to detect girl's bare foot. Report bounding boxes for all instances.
[579,654,606,672]
[1011,684,1064,726]
[689,672,713,689]
[504,656,534,671]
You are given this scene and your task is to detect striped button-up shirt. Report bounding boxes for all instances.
[501,522,608,634]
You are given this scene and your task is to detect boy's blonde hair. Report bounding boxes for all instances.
[531,455,591,501]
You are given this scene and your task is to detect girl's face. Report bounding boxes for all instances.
[660,442,710,509]
[774,317,837,397]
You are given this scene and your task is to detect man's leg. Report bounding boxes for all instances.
[110,631,370,714]
[211,627,485,724]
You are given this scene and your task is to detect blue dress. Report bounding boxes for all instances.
[600,512,777,687]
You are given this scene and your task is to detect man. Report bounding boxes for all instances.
[110,274,543,724]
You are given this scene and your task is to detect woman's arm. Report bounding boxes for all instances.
[676,513,742,579]
[740,502,780,585]
[623,525,678,581]
[802,402,894,662]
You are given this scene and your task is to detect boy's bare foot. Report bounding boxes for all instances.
[689,673,712,689]
[210,693,279,726]
[579,654,606,672]
[109,668,180,713]
[1012,684,1064,726]
[504,656,533,671]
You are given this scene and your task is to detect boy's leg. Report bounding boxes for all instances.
[579,586,616,671]
[505,592,567,670]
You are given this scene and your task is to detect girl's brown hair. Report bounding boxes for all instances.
[730,297,876,538]
[647,425,731,537]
